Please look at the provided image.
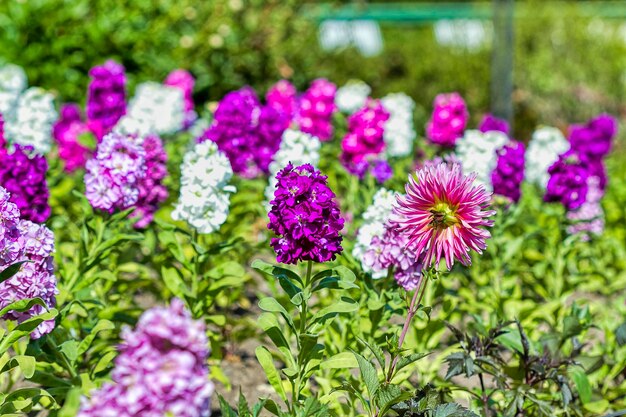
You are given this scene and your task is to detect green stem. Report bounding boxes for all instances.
[46,336,77,381]
[293,260,314,413]
[387,272,429,382]
[191,229,200,298]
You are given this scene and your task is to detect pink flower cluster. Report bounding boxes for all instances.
[297,79,337,141]
[340,99,390,177]
[566,177,604,241]
[84,132,146,212]
[0,186,57,339]
[266,79,298,122]
[364,223,424,291]
[425,92,468,147]
[164,69,196,128]
[0,145,51,223]
[78,299,214,417]
[132,134,168,228]
[86,60,127,141]
[53,104,91,172]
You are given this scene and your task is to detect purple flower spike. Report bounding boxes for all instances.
[0,146,50,223]
[544,150,591,211]
[86,60,127,141]
[268,163,344,264]
[479,113,510,135]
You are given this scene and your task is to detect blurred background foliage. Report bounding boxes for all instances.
[2,0,626,142]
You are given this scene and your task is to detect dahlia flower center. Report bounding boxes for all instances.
[429,201,459,230]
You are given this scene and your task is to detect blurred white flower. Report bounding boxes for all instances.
[264,129,321,208]
[381,92,416,157]
[6,87,57,154]
[128,82,185,135]
[525,126,569,188]
[0,64,27,119]
[172,141,236,234]
[335,81,371,114]
[455,129,508,191]
[353,188,397,278]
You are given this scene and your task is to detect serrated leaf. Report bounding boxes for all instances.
[395,352,429,373]
[352,351,379,400]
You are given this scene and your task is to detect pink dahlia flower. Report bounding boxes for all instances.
[394,163,495,270]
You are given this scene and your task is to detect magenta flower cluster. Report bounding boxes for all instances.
[425,92,468,147]
[340,99,390,177]
[0,145,51,223]
[53,103,91,172]
[479,113,510,135]
[164,69,196,128]
[84,132,146,212]
[363,222,423,291]
[0,186,57,339]
[266,79,297,122]
[297,78,337,141]
[569,114,617,161]
[491,141,526,203]
[198,87,286,178]
[78,299,214,417]
[86,60,127,141]
[544,150,591,210]
[132,134,169,228]
[268,163,344,264]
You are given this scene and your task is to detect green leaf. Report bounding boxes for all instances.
[569,366,592,404]
[357,338,386,370]
[376,384,412,416]
[615,321,626,346]
[161,266,192,299]
[311,297,358,326]
[0,261,30,283]
[217,393,237,417]
[395,352,429,373]
[255,346,287,402]
[58,387,81,417]
[320,352,358,370]
[59,340,79,363]
[352,351,380,401]
[0,297,48,318]
[258,297,296,333]
[92,350,117,375]
[0,355,36,378]
[251,259,303,286]
[78,319,115,355]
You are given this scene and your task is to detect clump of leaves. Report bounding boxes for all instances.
[444,307,596,416]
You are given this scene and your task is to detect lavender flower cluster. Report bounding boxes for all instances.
[133,134,169,228]
[198,87,286,178]
[0,186,57,339]
[364,222,423,291]
[491,140,526,203]
[425,92,468,147]
[340,99,390,177]
[268,163,344,264]
[78,299,214,417]
[84,132,146,212]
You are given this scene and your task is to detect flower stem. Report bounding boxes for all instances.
[387,273,429,381]
[299,260,313,334]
